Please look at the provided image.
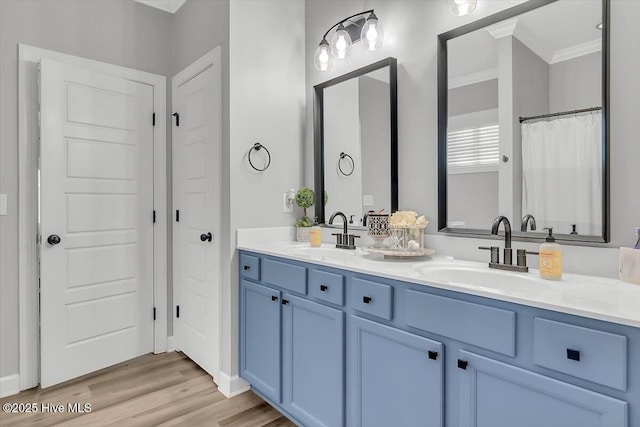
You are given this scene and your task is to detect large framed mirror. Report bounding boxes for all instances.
[438,0,609,243]
[314,57,398,226]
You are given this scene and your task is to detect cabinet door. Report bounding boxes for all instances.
[350,316,443,427]
[240,280,282,402]
[458,350,628,427]
[282,294,345,427]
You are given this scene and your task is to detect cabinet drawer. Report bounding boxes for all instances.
[262,259,307,295]
[533,318,627,391]
[351,278,393,320]
[406,290,515,357]
[309,269,345,306]
[240,254,260,281]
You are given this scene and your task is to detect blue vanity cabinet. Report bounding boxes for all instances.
[239,279,282,403]
[457,350,628,427]
[282,294,345,427]
[350,316,444,427]
[239,257,345,427]
[239,251,638,427]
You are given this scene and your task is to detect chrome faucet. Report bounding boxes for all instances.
[521,214,537,232]
[329,211,359,250]
[480,215,536,272]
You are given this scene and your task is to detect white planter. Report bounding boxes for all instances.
[296,227,311,242]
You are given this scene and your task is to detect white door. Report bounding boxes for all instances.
[173,49,222,378]
[39,58,155,388]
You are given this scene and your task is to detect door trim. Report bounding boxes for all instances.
[18,44,168,390]
[171,46,222,374]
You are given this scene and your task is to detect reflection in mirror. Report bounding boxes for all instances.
[324,68,391,224]
[439,0,608,242]
[314,58,397,227]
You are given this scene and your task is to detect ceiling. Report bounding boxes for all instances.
[133,0,187,14]
[449,0,602,82]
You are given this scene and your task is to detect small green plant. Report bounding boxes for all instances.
[295,187,314,227]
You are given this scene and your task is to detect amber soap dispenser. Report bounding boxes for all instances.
[539,228,563,280]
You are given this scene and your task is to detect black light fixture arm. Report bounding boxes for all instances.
[321,9,375,40]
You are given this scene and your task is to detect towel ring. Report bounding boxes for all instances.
[338,152,355,176]
[248,143,271,171]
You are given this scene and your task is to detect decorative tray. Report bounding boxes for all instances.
[361,247,435,259]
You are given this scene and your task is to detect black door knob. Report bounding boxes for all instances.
[47,234,61,245]
[200,232,212,242]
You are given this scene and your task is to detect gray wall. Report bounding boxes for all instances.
[360,76,391,215]
[305,0,640,248]
[449,79,499,116]
[550,51,601,112]
[448,172,499,229]
[0,0,173,379]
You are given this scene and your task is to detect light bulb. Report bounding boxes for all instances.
[366,27,377,42]
[314,39,334,71]
[330,24,352,59]
[360,12,384,51]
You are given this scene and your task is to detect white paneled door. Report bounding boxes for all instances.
[39,59,155,388]
[173,49,222,378]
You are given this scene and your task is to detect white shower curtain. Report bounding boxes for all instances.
[521,112,602,236]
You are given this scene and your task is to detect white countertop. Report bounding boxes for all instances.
[237,233,640,328]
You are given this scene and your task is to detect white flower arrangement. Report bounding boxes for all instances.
[389,210,429,228]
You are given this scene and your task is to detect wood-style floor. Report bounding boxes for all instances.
[0,352,296,427]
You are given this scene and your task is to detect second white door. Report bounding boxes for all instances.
[39,58,155,388]
[172,48,222,378]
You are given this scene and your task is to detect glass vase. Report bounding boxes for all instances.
[389,226,425,251]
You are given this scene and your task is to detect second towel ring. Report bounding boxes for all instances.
[248,143,271,171]
[338,152,355,176]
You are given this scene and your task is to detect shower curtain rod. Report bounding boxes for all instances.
[519,106,602,123]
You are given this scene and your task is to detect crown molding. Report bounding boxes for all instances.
[486,18,518,39]
[550,39,602,64]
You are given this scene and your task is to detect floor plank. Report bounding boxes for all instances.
[0,352,296,427]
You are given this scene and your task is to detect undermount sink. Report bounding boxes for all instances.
[413,263,551,294]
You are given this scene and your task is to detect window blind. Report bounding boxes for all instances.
[447,124,499,169]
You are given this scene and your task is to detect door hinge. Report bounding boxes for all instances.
[153,307,156,320]
[153,210,156,223]
[457,359,468,370]
[152,112,156,126]
[172,112,180,127]
[176,210,180,222]
[428,351,438,360]
[176,305,180,318]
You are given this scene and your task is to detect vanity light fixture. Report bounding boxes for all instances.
[314,10,384,71]
[449,0,477,16]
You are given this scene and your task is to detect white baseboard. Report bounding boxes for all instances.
[0,374,20,398]
[166,336,176,352]
[216,371,250,398]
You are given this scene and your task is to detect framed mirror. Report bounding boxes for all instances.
[314,57,398,226]
[438,0,609,243]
